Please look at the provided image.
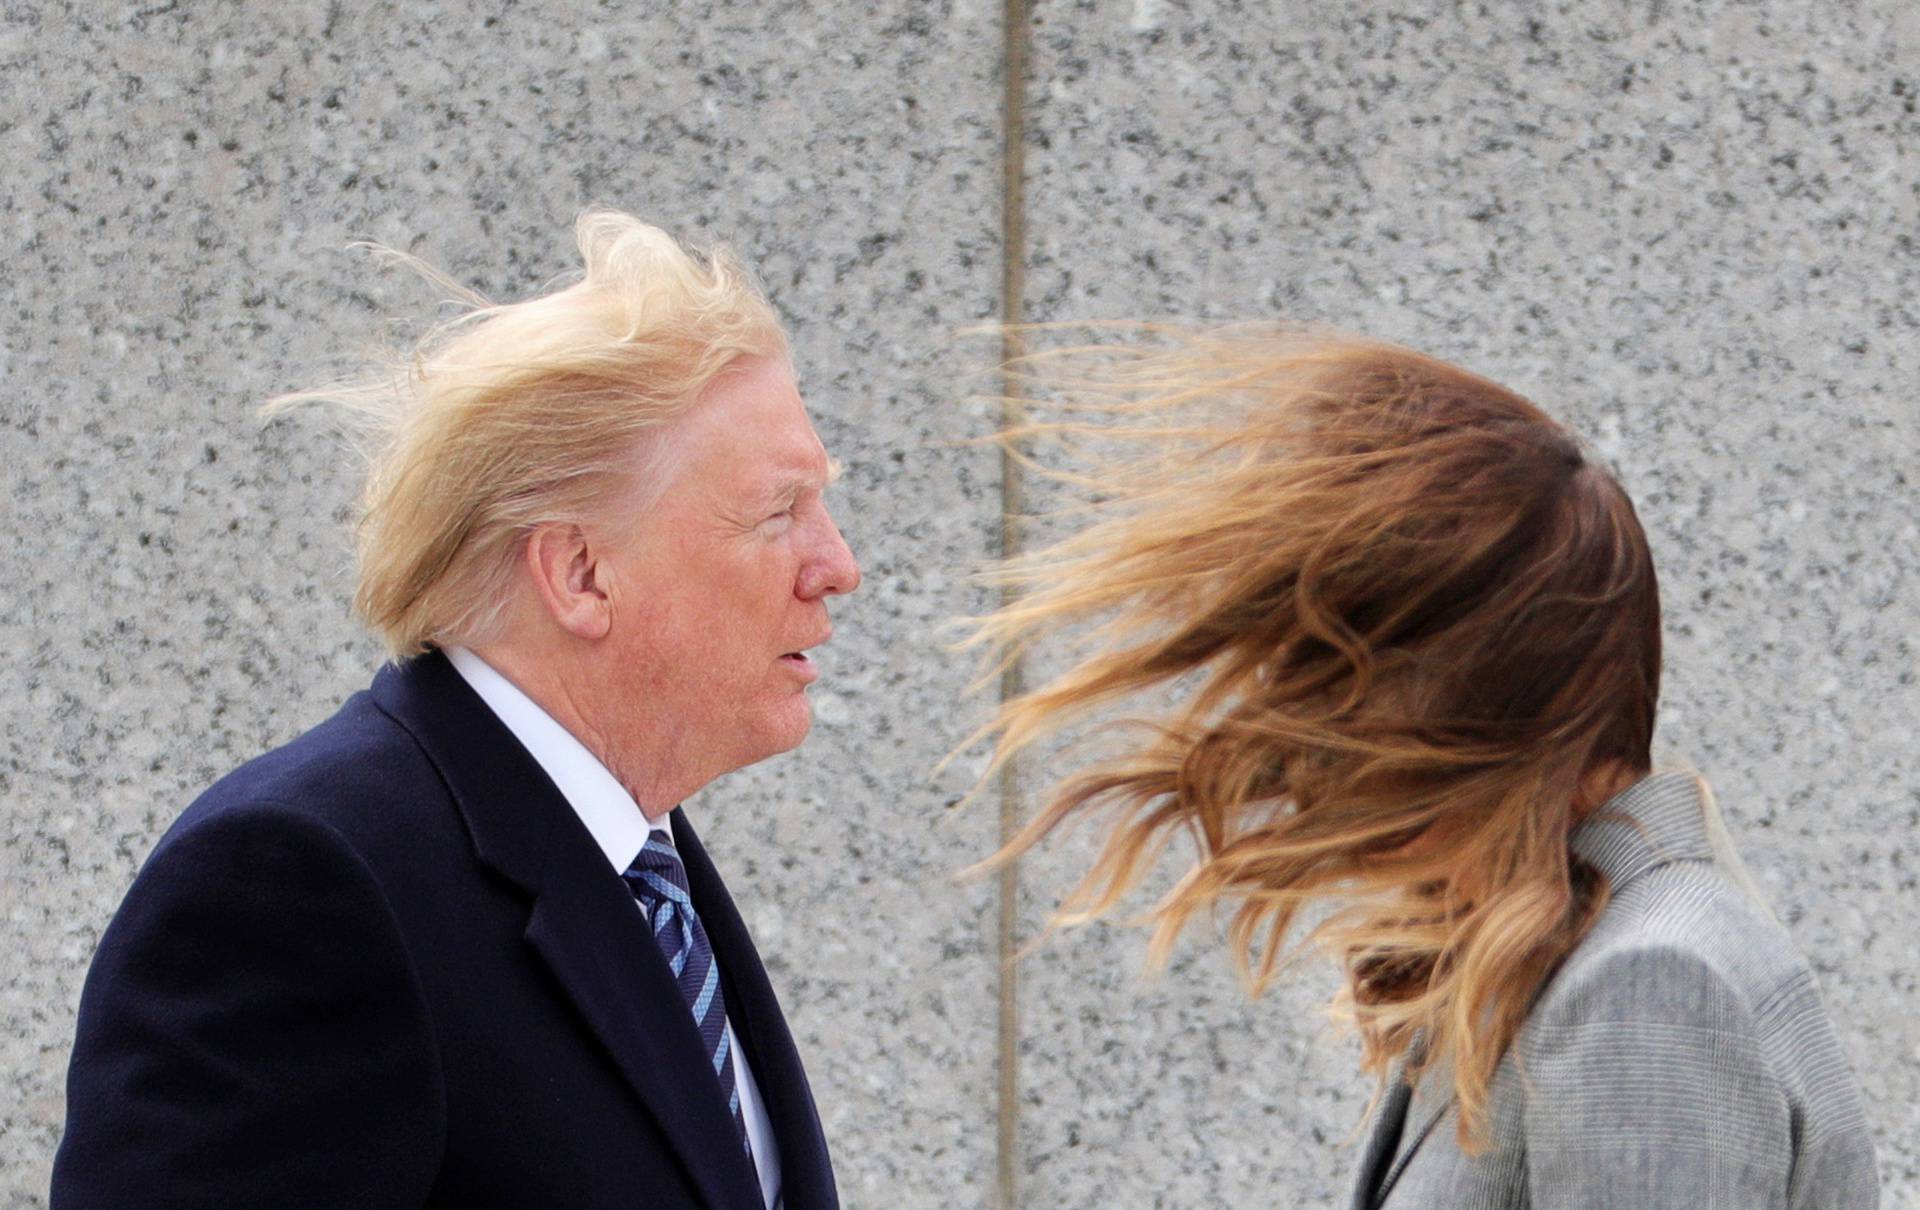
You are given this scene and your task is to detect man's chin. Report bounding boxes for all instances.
[746,702,814,765]
[775,713,813,753]
[787,699,816,744]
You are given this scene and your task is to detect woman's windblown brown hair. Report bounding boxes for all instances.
[966,326,1661,1150]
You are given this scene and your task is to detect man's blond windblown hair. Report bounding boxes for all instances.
[270,210,787,658]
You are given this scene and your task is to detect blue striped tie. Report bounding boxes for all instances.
[622,831,755,1159]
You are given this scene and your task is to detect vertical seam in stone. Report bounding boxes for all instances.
[996,0,1029,1205]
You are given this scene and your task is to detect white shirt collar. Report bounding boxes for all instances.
[444,646,668,873]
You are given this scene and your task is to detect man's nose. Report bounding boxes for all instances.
[800,508,861,599]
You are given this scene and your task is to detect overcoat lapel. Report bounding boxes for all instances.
[1347,1052,1451,1210]
[1348,1063,1410,1210]
[1368,1070,1452,1207]
[674,812,839,1210]
[371,652,765,1210]
[522,860,768,1210]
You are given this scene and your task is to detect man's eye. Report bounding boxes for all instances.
[761,509,796,534]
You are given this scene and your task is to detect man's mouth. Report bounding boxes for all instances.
[780,631,829,679]
[778,649,820,684]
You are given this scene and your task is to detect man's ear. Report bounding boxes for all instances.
[524,522,612,640]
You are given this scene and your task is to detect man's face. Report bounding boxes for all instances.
[592,355,860,793]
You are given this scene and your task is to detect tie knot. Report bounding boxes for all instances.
[622,831,691,907]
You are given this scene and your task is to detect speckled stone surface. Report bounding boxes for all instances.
[2,2,1002,1205]
[1012,1,1918,1205]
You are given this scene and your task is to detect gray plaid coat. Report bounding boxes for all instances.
[1349,772,1877,1209]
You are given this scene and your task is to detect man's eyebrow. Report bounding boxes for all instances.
[788,459,845,493]
[760,460,843,509]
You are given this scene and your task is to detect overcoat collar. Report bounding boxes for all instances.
[370,650,784,1210]
[1569,769,1716,886]
[1350,770,1714,1208]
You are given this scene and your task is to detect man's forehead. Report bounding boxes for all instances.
[677,362,809,443]
[661,355,844,491]
[696,412,837,507]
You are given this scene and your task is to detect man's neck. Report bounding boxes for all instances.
[465,640,702,820]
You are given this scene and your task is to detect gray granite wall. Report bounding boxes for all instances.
[3,2,1913,1206]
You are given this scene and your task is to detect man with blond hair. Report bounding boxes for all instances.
[53,213,857,1210]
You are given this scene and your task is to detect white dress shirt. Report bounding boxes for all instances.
[446,647,780,1208]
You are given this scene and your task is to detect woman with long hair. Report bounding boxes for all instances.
[968,328,1877,1208]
